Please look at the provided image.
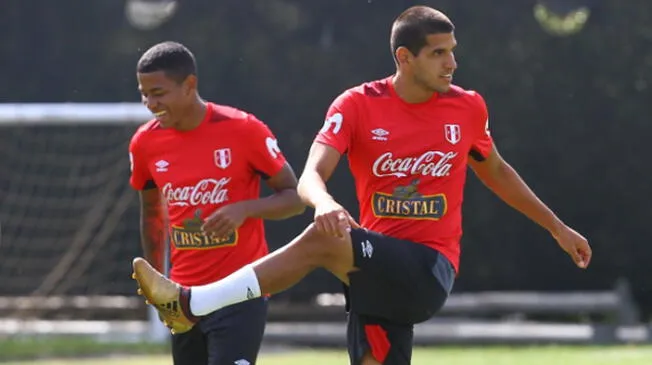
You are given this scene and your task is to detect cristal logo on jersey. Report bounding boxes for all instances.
[444,124,461,145]
[214,148,232,169]
[162,178,230,207]
[372,179,447,220]
[372,151,457,178]
[171,209,237,250]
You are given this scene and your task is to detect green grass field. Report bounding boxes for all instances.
[4,346,652,365]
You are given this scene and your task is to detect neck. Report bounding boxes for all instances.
[176,97,207,131]
[392,71,436,104]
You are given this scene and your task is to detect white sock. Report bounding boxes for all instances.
[189,265,262,316]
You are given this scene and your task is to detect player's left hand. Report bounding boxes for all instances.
[201,202,249,239]
[553,225,592,269]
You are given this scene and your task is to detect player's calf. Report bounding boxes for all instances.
[132,223,358,325]
[255,223,357,288]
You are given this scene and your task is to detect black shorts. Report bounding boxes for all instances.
[346,228,455,365]
[171,297,267,365]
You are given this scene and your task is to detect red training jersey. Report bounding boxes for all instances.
[314,77,493,272]
[129,103,286,286]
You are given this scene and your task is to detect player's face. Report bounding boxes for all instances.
[411,33,458,93]
[137,71,193,129]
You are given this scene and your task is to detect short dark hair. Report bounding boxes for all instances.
[390,6,455,61]
[137,41,197,83]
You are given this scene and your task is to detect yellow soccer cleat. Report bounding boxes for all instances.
[132,257,198,334]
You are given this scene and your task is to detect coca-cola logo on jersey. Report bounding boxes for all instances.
[162,178,230,207]
[372,151,457,178]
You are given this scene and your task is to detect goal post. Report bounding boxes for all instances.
[0,103,151,124]
[0,103,169,342]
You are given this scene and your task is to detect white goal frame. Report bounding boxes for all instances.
[0,103,150,125]
[0,102,169,342]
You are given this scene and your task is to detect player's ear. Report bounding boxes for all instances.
[395,46,412,66]
[182,75,197,95]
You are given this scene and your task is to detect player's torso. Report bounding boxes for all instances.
[348,92,477,229]
[144,120,263,252]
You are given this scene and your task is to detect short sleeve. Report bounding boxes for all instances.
[313,91,357,154]
[245,115,287,179]
[129,128,156,190]
[469,91,493,160]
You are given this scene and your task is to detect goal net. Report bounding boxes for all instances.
[0,103,170,338]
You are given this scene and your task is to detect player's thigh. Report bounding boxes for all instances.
[347,228,454,324]
[171,324,208,365]
[204,297,268,365]
[347,312,413,365]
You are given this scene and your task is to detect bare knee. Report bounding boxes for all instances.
[296,223,346,261]
[294,223,354,277]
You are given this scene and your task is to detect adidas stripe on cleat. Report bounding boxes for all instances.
[131,257,199,334]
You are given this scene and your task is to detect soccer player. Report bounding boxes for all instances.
[129,41,305,365]
[132,8,592,365]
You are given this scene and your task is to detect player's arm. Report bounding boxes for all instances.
[468,146,562,233]
[201,164,303,238]
[129,129,165,272]
[138,188,165,272]
[298,142,359,236]
[298,91,360,236]
[468,146,591,268]
[201,117,304,238]
[297,142,341,208]
[246,162,305,220]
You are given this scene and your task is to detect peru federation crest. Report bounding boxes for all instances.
[444,124,461,145]
[214,148,232,169]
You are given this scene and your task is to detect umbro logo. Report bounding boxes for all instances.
[371,128,389,141]
[361,240,374,258]
[246,287,255,299]
[155,160,169,172]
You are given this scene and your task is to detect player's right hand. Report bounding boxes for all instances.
[553,225,592,269]
[313,199,359,238]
